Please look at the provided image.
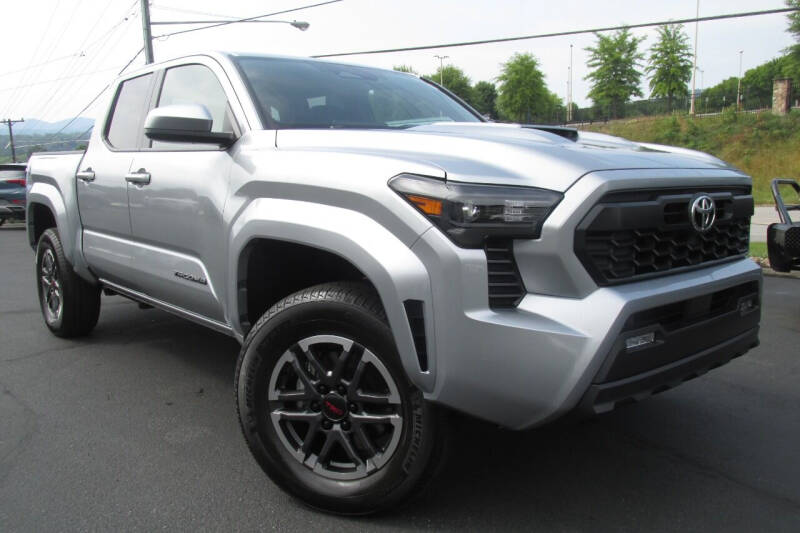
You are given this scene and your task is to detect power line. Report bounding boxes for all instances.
[12,1,137,134]
[0,66,125,93]
[0,0,62,117]
[40,47,145,144]
[13,139,91,150]
[0,53,83,80]
[312,6,800,58]
[151,0,343,39]
[150,3,240,20]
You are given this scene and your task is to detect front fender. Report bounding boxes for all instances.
[228,198,436,392]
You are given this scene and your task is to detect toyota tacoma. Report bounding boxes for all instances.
[26,53,761,514]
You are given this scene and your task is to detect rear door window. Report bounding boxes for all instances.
[105,73,154,150]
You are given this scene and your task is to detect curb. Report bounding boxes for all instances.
[749,258,800,279]
[761,267,800,280]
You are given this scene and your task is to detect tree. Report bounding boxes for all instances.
[585,28,645,118]
[645,24,692,110]
[784,0,800,82]
[496,53,559,122]
[472,81,498,118]
[393,65,417,75]
[700,55,797,111]
[425,64,473,104]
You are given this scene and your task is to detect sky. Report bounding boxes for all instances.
[0,0,795,125]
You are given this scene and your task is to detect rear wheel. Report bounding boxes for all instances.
[235,282,445,514]
[36,228,101,337]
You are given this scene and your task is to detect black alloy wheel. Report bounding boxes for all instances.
[235,282,446,514]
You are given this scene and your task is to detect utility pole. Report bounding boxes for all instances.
[737,50,744,110]
[2,118,24,163]
[434,55,449,85]
[689,0,699,115]
[140,0,154,64]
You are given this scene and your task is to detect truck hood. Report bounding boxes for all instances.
[275,122,735,192]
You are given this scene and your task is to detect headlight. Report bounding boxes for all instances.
[389,173,562,248]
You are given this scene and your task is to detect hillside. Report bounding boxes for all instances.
[583,110,800,204]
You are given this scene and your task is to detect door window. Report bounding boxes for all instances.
[105,73,154,150]
[151,64,236,149]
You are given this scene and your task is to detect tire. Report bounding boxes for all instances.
[235,282,445,515]
[35,228,101,337]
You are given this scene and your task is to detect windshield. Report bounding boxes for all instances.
[234,56,481,130]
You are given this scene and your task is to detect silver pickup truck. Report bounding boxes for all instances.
[26,52,761,514]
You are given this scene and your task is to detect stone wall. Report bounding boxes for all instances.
[773,78,792,115]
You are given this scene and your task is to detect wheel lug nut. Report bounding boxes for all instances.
[337,385,347,395]
[322,420,332,430]
[318,384,328,394]
[349,403,358,412]
[341,420,351,431]
[310,401,320,411]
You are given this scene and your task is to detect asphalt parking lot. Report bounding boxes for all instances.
[1,224,799,532]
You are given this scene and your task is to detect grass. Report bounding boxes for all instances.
[584,110,800,205]
[749,241,768,258]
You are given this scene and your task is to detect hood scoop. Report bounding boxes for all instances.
[521,124,579,142]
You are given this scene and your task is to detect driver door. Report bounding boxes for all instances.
[125,62,239,323]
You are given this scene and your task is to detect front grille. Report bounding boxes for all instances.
[485,239,526,308]
[575,187,753,285]
[596,280,760,383]
[622,280,759,333]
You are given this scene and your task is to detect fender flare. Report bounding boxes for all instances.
[27,182,95,282]
[228,197,436,392]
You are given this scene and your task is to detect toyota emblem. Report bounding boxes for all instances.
[689,195,716,232]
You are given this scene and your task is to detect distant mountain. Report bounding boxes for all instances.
[12,117,94,136]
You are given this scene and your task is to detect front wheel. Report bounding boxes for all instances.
[36,228,101,337]
[235,282,445,514]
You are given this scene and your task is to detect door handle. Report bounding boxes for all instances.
[125,169,151,185]
[76,168,95,182]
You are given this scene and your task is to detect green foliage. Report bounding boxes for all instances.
[749,242,768,259]
[645,24,692,109]
[700,55,798,110]
[585,28,646,118]
[393,65,417,75]
[472,81,498,118]
[785,1,800,85]
[587,111,800,204]
[425,65,473,104]
[663,115,681,144]
[699,76,738,109]
[496,53,562,123]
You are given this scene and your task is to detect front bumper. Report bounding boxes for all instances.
[413,232,761,429]
[409,169,761,430]
[578,326,758,415]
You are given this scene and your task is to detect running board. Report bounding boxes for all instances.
[99,279,235,338]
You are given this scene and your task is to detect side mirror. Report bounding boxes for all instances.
[144,104,235,146]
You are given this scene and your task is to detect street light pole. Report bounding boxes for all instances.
[689,0,699,115]
[737,50,743,110]
[142,4,312,65]
[140,0,155,64]
[567,44,573,122]
[434,55,449,85]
